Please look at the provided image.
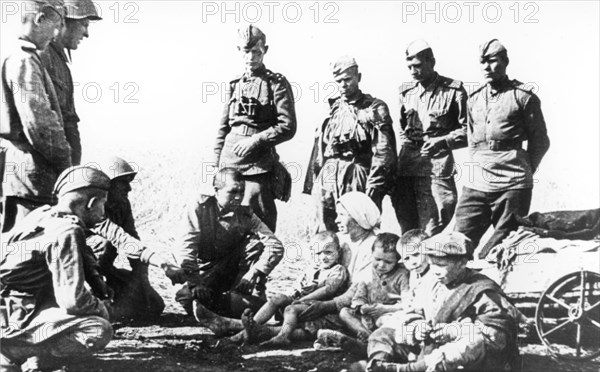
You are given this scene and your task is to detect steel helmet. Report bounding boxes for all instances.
[64,0,102,20]
[97,156,137,181]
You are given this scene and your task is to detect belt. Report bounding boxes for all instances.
[230,124,261,136]
[470,139,522,151]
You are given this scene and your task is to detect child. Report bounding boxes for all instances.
[339,233,410,342]
[237,231,349,346]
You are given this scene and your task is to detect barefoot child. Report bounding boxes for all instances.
[338,233,410,342]
[240,231,349,346]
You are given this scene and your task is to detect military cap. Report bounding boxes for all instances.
[53,165,111,197]
[422,232,473,257]
[237,24,266,49]
[64,0,102,20]
[406,39,432,58]
[330,55,358,77]
[479,39,507,61]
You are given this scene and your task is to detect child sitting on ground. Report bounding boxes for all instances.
[338,232,410,342]
[235,231,349,346]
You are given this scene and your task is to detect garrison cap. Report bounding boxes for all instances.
[406,39,432,58]
[237,24,266,49]
[422,232,473,257]
[479,39,507,61]
[53,165,111,197]
[330,55,358,77]
[64,0,102,20]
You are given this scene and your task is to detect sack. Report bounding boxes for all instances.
[272,161,292,202]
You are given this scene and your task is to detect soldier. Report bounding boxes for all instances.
[304,56,397,231]
[365,232,519,372]
[86,156,182,321]
[40,0,101,165]
[1,0,71,233]
[391,40,468,236]
[1,166,113,371]
[454,39,550,259]
[174,168,284,323]
[213,24,297,232]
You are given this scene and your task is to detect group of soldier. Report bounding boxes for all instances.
[0,0,551,371]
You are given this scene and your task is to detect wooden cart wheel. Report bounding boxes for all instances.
[535,270,600,361]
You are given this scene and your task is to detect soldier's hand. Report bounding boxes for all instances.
[89,275,113,301]
[233,136,261,157]
[421,137,447,157]
[162,263,187,285]
[413,320,433,342]
[430,322,461,344]
[235,270,263,295]
[361,304,386,318]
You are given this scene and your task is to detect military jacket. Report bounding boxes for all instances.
[303,91,397,194]
[467,77,550,191]
[1,206,108,334]
[1,39,72,203]
[214,65,297,175]
[398,73,467,177]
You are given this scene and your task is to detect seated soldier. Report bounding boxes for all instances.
[174,168,284,324]
[1,166,114,371]
[365,232,519,372]
[85,156,181,321]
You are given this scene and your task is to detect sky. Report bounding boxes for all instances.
[1,0,599,212]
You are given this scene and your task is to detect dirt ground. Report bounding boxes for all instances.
[63,263,600,372]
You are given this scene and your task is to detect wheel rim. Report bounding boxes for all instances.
[535,270,600,361]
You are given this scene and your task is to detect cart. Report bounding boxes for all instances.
[474,237,600,361]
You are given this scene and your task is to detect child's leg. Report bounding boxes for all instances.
[339,307,371,342]
[260,303,309,347]
[253,294,293,324]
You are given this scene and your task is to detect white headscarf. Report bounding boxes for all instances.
[336,192,381,231]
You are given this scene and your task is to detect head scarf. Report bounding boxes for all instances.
[336,192,381,231]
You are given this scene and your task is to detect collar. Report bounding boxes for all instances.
[244,64,267,78]
[487,76,511,96]
[416,265,430,279]
[50,42,71,64]
[17,37,39,52]
[419,72,440,91]
[341,90,365,105]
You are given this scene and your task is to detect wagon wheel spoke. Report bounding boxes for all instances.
[585,300,600,312]
[579,271,586,309]
[544,294,571,310]
[542,319,572,338]
[576,323,582,357]
[586,316,600,330]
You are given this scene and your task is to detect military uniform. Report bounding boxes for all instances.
[454,40,550,259]
[1,166,113,371]
[40,43,82,165]
[213,26,296,232]
[304,57,396,230]
[174,194,284,315]
[392,73,467,236]
[1,38,72,232]
[367,233,519,372]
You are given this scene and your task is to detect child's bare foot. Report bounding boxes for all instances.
[193,300,236,337]
[241,308,258,344]
[260,334,292,348]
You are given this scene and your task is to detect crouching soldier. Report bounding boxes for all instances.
[366,232,519,372]
[1,166,114,371]
[174,168,284,328]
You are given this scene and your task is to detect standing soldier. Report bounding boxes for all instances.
[1,0,71,233]
[391,40,468,237]
[40,0,102,165]
[213,24,297,232]
[454,39,550,259]
[304,56,396,231]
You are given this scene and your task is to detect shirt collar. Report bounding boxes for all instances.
[17,37,39,52]
[50,42,71,64]
[418,72,440,97]
[244,64,267,78]
[487,76,511,96]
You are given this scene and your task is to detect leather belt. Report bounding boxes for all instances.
[230,124,261,136]
[470,139,522,151]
